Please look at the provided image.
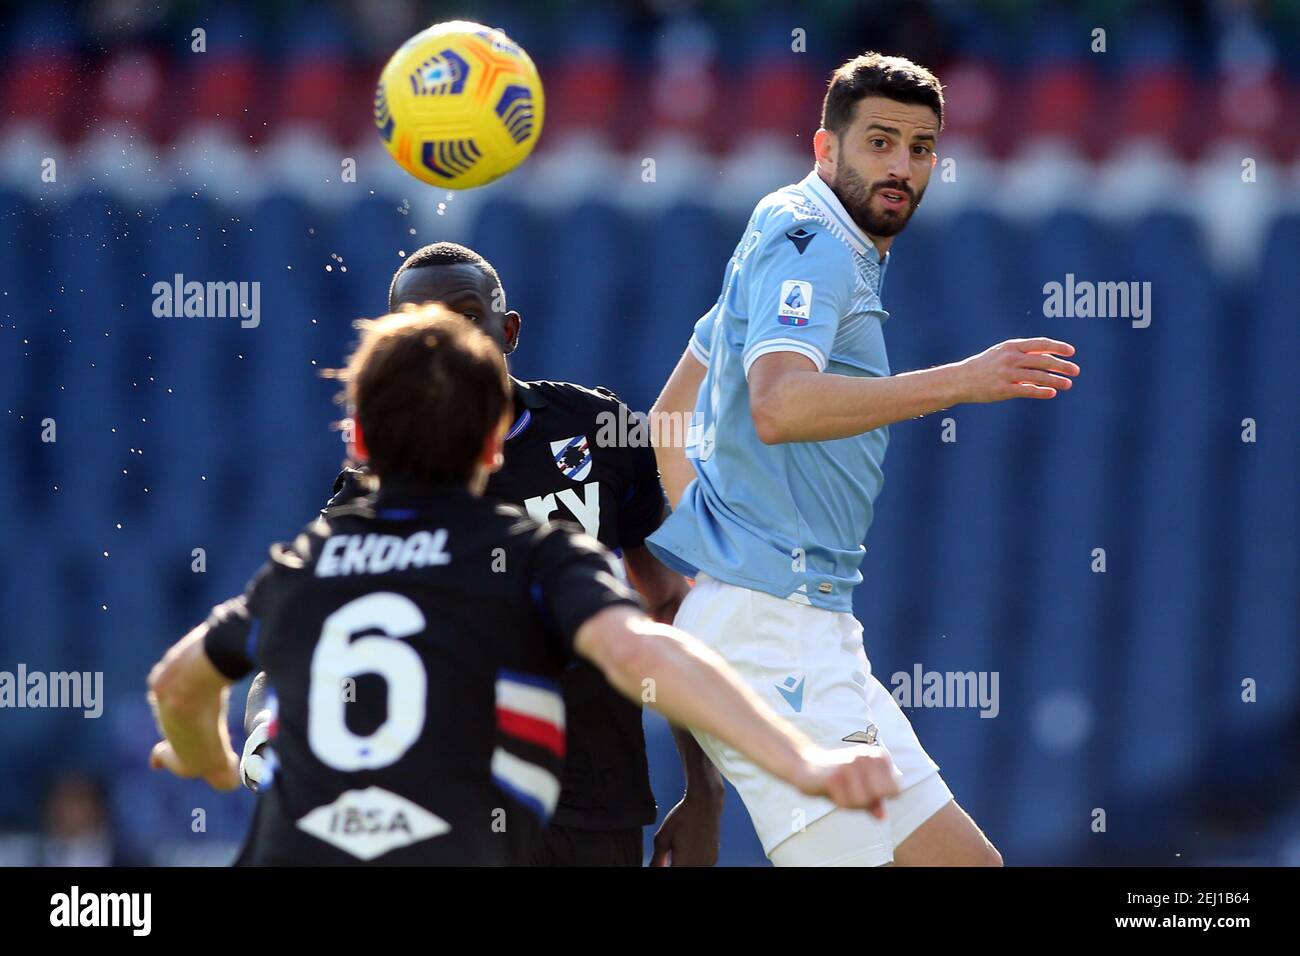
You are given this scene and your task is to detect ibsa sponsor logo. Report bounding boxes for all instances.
[296,786,451,861]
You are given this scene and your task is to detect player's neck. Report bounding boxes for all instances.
[816,168,892,260]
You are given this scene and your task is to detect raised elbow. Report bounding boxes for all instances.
[599,627,659,690]
[576,607,658,695]
[749,391,786,445]
[747,352,820,444]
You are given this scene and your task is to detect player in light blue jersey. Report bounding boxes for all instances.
[647,53,1079,866]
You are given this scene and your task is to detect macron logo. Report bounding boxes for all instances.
[785,227,816,255]
[775,675,805,712]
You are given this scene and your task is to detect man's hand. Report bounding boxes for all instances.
[793,745,902,820]
[952,338,1079,403]
[651,783,724,866]
[149,739,240,791]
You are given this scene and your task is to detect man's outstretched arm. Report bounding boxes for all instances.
[747,338,1079,445]
[147,624,241,791]
[575,605,901,815]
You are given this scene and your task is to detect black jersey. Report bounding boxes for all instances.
[203,481,640,865]
[327,379,667,830]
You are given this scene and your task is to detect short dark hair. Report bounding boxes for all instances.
[388,242,501,310]
[821,52,944,135]
[328,304,510,486]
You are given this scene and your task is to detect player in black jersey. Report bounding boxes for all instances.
[242,243,724,866]
[146,306,902,865]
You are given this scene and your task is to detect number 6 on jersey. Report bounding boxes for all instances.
[308,593,427,771]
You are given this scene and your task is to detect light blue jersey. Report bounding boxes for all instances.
[647,169,895,612]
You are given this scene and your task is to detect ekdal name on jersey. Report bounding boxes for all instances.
[315,530,451,578]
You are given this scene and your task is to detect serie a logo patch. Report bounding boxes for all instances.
[778,279,812,326]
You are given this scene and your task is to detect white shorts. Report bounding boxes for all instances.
[675,573,952,866]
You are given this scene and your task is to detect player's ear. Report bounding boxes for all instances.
[503,311,522,355]
[479,413,509,473]
[813,127,835,175]
[350,416,370,463]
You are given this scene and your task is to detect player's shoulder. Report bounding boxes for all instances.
[520,378,651,469]
[755,180,826,228]
[517,378,635,435]
[519,378,627,413]
[750,182,854,268]
[258,513,336,577]
[759,178,826,218]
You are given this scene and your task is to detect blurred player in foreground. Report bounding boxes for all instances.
[648,53,1080,866]
[146,307,901,865]
[242,243,723,866]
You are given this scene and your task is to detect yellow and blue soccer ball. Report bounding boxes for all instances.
[374,20,545,190]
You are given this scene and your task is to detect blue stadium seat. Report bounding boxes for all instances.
[528,198,630,392]
[1223,214,1300,748]
[1111,213,1216,800]
[624,202,735,409]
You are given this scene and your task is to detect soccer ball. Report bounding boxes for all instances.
[374,20,545,190]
